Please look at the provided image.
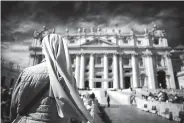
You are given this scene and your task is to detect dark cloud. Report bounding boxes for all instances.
[1,1,184,47]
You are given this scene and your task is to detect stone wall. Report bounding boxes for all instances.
[136,97,184,121]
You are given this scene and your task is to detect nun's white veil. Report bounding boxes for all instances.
[42,34,93,123]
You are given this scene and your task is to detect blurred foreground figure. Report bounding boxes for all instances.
[10,34,93,123]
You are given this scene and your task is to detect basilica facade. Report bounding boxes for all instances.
[29,25,176,89]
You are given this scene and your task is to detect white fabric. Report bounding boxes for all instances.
[42,34,93,123]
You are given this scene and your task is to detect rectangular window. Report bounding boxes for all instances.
[123,40,128,44]
[70,40,75,44]
[108,58,112,66]
[85,57,89,66]
[124,58,130,65]
[157,56,162,66]
[108,69,112,73]
[139,57,143,66]
[95,56,101,64]
[96,75,102,78]
[122,37,128,44]
[71,57,75,65]
[108,39,112,42]
[137,40,142,45]
[125,70,130,73]
[85,69,89,72]
[154,38,159,45]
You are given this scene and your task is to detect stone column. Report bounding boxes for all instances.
[103,53,109,89]
[79,53,85,89]
[166,75,171,89]
[75,54,80,88]
[89,54,95,89]
[165,52,176,89]
[131,53,139,88]
[113,53,119,89]
[119,54,124,89]
[144,50,157,89]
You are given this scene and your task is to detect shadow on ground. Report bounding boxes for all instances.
[99,106,112,123]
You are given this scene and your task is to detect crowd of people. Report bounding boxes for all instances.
[141,90,184,104]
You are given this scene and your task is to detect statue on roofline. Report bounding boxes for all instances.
[33,26,55,44]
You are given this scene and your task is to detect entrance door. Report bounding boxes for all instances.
[124,76,131,89]
[84,80,89,89]
[108,81,113,88]
[96,82,102,88]
[157,70,166,89]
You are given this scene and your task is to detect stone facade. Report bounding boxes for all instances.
[29,25,177,90]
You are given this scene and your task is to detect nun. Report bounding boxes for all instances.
[10,33,93,123]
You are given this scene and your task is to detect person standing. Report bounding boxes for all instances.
[10,34,93,123]
[104,90,107,97]
[107,95,110,107]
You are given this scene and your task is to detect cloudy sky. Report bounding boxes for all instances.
[1,1,184,68]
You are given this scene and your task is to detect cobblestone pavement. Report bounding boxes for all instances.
[104,105,178,123]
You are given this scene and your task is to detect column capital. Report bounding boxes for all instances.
[119,53,124,56]
[103,52,110,56]
[81,52,85,55]
[112,52,119,55]
[76,53,81,56]
[143,53,153,57]
[74,53,81,55]
[130,52,139,56]
[70,53,80,55]
[143,50,153,57]
[90,53,95,56]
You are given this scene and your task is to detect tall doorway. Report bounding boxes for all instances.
[108,81,113,88]
[124,76,131,89]
[84,80,89,89]
[157,70,166,89]
[96,82,102,88]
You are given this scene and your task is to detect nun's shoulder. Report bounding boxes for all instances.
[21,62,49,80]
[23,62,48,74]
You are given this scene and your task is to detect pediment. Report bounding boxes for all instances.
[81,38,116,46]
